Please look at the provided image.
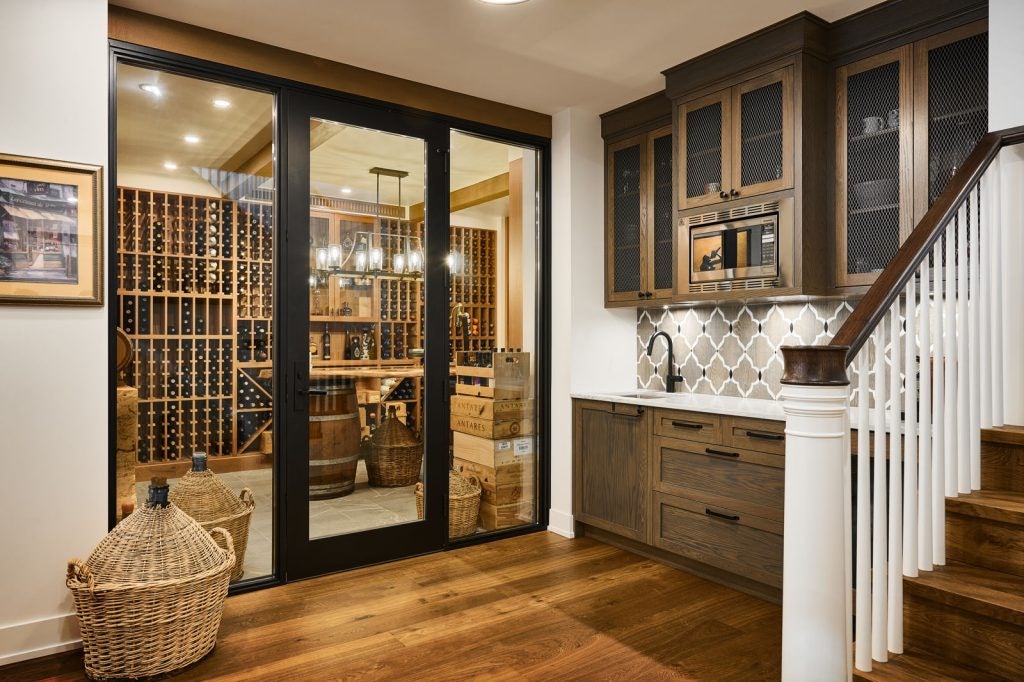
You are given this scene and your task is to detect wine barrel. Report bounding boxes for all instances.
[308,383,360,500]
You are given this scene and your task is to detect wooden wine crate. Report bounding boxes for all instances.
[450,395,534,420]
[478,499,537,530]
[451,413,534,439]
[455,457,535,507]
[454,351,530,399]
[452,431,534,469]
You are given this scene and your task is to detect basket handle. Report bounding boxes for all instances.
[210,526,235,559]
[239,487,255,508]
[66,558,95,592]
[466,475,481,490]
[415,482,424,494]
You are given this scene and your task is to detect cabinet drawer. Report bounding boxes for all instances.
[653,436,784,523]
[653,409,721,444]
[653,492,783,588]
[724,416,786,455]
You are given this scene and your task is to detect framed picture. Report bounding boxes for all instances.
[0,153,103,305]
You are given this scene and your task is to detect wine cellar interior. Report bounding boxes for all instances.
[114,63,540,582]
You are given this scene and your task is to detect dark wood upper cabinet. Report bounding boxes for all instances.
[835,20,987,288]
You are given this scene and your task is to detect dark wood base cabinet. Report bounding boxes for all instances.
[573,399,785,600]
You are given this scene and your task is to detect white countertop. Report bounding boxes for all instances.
[570,390,785,421]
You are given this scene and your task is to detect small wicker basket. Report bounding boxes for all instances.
[67,478,234,680]
[169,452,255,582]
[416,471,481,539]
[367,405,422,487]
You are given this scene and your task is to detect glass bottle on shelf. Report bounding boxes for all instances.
[321,324,332,361]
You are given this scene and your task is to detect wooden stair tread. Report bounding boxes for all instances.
[946,489,1024,525]
[852,649,1002,681]
[905,561,1024,627]
[981,425,1024,446]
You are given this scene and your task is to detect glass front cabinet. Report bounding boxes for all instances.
[678,67,794,211]
[605,125,673,305]
[835,22,987,288]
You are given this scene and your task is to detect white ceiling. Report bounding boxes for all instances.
[112,0,883,115]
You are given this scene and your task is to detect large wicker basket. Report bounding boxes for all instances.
[416,471,481,539]
[67,478,234,680]
[169,452,254,581]
[367,405,422,487]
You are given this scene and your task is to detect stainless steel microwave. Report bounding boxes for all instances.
[688,206,781,285]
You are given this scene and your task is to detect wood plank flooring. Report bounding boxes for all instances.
[0,533,781,681]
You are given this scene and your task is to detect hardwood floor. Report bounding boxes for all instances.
[1,533,781,681]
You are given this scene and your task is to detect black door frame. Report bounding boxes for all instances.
[107,40,552,592]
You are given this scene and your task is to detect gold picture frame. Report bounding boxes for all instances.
[0,153,103,306]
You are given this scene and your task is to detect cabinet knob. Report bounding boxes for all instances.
[719,191,729,199]
[730,189,740,197]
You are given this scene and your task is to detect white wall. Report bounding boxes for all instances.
[990,0,1024,425]
[548,109,635,538]
[0,0,108,666]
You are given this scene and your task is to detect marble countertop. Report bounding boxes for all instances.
[570,390,785,421]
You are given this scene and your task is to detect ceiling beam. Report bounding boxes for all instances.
[409,171,510,223]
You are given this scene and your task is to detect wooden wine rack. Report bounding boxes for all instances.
[449,225,498,358]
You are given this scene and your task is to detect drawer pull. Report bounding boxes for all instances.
[745,430,783,441]
[705,447,740,458]
[671,420,704,430]
[705,508,740,522]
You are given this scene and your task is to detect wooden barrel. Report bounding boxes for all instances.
[308,383,360,500]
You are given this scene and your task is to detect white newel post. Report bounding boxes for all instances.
[780,347,852,682]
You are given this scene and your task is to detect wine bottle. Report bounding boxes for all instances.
[321,324,332,361]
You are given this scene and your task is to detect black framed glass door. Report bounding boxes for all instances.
[281,90,450,579]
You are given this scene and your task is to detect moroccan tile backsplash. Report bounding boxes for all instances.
[637,300,857,400]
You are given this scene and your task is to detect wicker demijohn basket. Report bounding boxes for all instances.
[169,452,255,581]
[416,471,481,539]
[367,405,422,487]
[66,478,235,680]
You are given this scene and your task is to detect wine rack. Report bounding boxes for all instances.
[449,225,497,358]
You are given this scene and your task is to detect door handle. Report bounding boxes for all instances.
[671,420,703,430]
[745,430,784,441]
[705,447,740,458]
[705,508,740,522]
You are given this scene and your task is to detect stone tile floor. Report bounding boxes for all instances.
[136,461,418,581]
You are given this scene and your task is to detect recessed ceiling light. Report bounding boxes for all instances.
[212,98,231,109]
[183,134,201,144]
[479,0,530,4]
[341,187,352,194]
[163,161,178,171]
[139,83,162,97]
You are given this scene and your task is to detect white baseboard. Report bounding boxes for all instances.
[0,613,81,668]
[547,508,576,538]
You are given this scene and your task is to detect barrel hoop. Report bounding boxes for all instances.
[309,412,359,423]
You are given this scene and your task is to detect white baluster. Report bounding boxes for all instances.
[932,241,946,566]
[856,350,872,672]
[981,172,993,429]
[904,276,918,577]
[991,154,1004,426]
[944,224,957,497]
[872,325,888,662]
[887,304,903,654]
[970,184,982,491]
[957,200,970,495]
[918,258,933,572]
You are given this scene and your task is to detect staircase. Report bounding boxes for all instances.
[854,426,1024,681]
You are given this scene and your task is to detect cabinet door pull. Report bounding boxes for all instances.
[745,429,784,441]
[705,447,739,458]
[671,420,703,430]
[730,188,740,197]
[705,508,740,522]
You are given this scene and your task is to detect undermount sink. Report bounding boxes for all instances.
[609,391,666,400]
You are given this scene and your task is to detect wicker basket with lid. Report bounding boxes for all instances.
[169,452,254,581]
[367,405,423,487]
[416,471,481,539]
[66,477,234,680]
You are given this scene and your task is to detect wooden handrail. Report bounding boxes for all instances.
[782,124,1024,386]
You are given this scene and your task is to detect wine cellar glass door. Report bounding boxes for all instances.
[282,92,449,579]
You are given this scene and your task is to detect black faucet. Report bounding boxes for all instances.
[646,331,683,393]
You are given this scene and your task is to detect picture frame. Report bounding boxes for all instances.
[0,153,103,306]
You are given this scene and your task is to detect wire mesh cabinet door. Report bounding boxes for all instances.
[730,67,794,201]
[913,21,988,223]
[835,46,914,288]
[606,135,648,303]
[647,127,675,300]
[678,89,731,211]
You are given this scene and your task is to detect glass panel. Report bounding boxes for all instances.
[685,102,723,199]
[612,143,642,293]
[652,133,674,291]
[115,64,276,582]
[447,130,541,536]
[307,119,426,540]
[846,61,902,275]
[739,80,784,187]
[927,33,988,206]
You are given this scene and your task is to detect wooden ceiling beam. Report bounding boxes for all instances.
[409,171,510,223]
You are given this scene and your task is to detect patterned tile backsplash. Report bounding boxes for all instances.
[637,300,857,400]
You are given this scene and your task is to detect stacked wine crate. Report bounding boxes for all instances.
[451,350,535,530]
